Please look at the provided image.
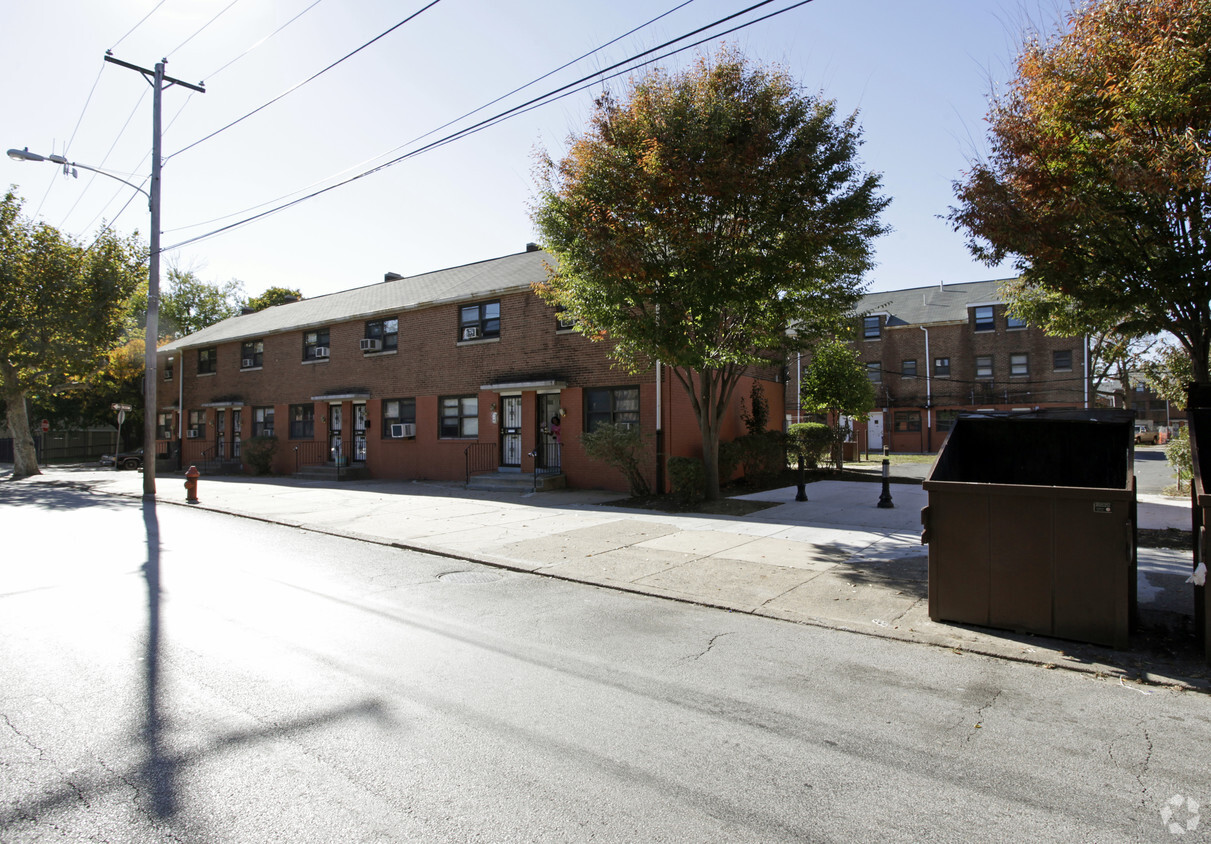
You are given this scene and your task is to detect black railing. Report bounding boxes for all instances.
[532,442,562,491]
[293,440,331,472]
[464,442,498,484]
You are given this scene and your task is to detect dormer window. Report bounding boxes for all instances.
[863,315,881,339]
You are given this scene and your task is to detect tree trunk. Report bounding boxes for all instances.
[1,361,40,479]
[674,365,744,501]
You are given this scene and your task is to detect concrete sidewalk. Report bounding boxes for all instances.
[6,464,1207,690]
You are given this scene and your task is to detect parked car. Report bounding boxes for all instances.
[100,448,144,470]
[1134,427,1160,445]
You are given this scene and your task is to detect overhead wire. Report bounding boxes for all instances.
[167,0,445,161]
[168,0,243,58]
[110,0,171,52]
[201,0,329,82]
[164,0,700,234]
[164,0,816,251]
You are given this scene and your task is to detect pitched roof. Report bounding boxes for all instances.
[856,278,1015,327]
[158,248,552,352]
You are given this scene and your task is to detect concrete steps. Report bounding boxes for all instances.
[466,470,566,492]
[294,464,370,482]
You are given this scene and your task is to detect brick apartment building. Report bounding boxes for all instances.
[154,247,783,493]
[788,279,1090,453]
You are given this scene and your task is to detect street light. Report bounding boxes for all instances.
[8,145,161,494]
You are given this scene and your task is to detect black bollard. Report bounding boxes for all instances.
[876,445,894,509]
[795,451,808,502]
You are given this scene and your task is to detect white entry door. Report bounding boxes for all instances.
[867,412,884,451]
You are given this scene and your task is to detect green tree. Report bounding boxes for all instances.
[532,49,888,499]
[0,190,146,478]
[951,0,1211,382]
[245,286,303,312]
[800,339,875,470]
[1142,343,1195,412]
[137,265,244,340]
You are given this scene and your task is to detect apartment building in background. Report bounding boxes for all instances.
[790,279,1091,453]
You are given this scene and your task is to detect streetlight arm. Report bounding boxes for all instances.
[7,147,150,199]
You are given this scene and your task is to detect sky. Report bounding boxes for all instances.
[1,0,1070,300]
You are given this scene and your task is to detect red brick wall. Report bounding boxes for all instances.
[157,290,785,492]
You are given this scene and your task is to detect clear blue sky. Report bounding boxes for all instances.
[1,0,1068,299]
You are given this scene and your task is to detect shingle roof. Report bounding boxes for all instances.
[857,278,1015,327]
[158,248,552,352]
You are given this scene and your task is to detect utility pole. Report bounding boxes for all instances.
[104,53,204,497]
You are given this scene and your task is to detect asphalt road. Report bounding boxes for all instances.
[2,483,1208,843]
[1134,445,1179,495]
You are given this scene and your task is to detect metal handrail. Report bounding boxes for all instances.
[464,442,498,484]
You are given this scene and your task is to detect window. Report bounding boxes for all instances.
[156,412,174,440]
[197,347,217,374]
[585,386,640,431]
[863,315,881,340]
[555,307,576,331]
[901,359,917,379]
[865,362,882,383]
[1007,313,1027,330]
[934,357,951,377]
[439,396,478,438]
[975,355,993,379]
[1053,349,1073,371]
[303,329,330,361]
[382,398,417,437]
[164,360,174,382]
[894,410,921,433]
[1010,353,1029,377]
[187,409,205,438]
[289,404,314,439]
[365,318,398,352]
[936,410,959,433]
[973,306,995,332]
[459,301,500,341]
[241,339,264,369]
[253,406,274,437]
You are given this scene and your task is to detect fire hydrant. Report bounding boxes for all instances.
[184,465,200,504]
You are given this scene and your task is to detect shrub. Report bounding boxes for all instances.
[1165,425,1192,492]
[719,439,743,483]
[787,422,832,469]
[735,429,786,486]
[244,435,279,476]
[581,422,650,496]
[667,456,705,504]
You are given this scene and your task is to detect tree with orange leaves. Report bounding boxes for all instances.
[532,49,888,499]
[951,0,1211,383]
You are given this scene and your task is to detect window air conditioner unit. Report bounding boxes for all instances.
[359,338,382,352]
[186,429,199,439]
[461,326,479,341]
[242,358,255,368]
[390,423,416,439]
[313,346,329,358]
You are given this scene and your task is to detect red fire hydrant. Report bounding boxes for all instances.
[184,465,200,504]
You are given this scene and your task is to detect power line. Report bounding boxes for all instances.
[168,0,243,58]
[164,0,700,235]
[165,0,814,250]
[201,0,329,82]
[167,0,444,160]
[110,0,171,52]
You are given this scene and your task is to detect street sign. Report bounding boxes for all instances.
[40,419,49,433]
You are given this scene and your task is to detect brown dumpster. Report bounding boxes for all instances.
[921,411,1136,648]
[1186,399,1211,664]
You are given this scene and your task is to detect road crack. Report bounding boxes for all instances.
[685,632,734,661]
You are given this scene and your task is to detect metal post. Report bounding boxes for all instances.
[877,445,894,509]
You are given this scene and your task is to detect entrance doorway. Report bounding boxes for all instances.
[329,403,344,464]
[501,396,523,468]
[538,394,561,470]
[867,412,884,452]
[353,403,368,463]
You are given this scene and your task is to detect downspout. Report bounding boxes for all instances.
[796,352,802,424]
[655,360,664,494]
[920,326,932,452]
[1084,334,1090,409]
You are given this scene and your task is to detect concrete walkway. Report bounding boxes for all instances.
[5,463,1206,690]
